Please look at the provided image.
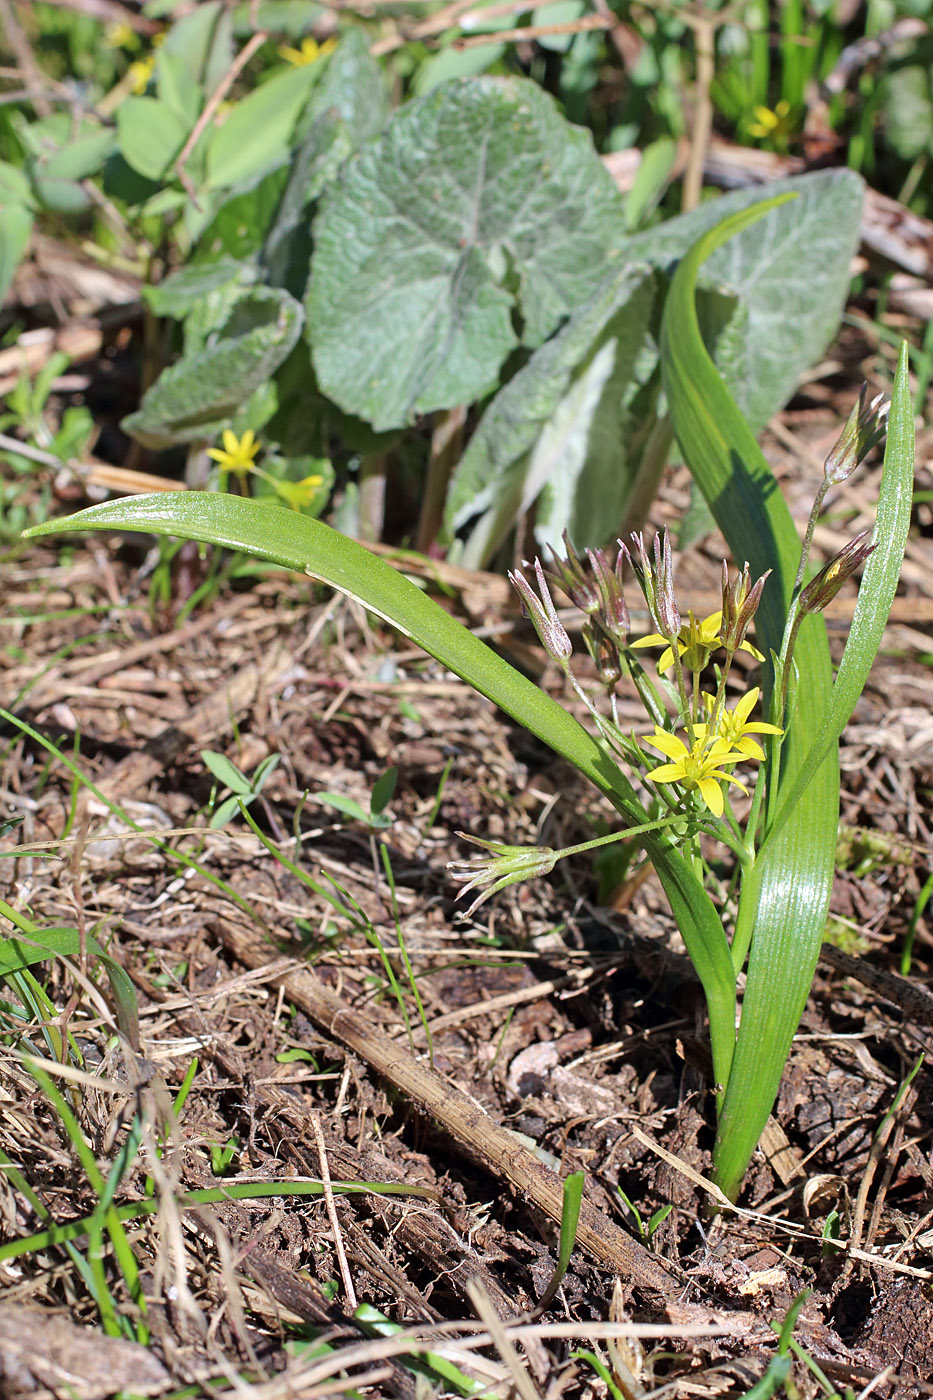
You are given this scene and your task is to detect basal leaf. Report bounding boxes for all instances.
[447,264,654,567]
[123,286,303,447]
[306,76,626,430]
[628,169,864,431]
[298,27,388,150]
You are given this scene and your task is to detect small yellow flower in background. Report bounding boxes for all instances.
[272,472,325,511]
[104,21,138,50]
[694,687,783,762]
[278,35,337,67]
[632,610,763,674]
[641,729,750,819]
[127,54,155,94]
[748,99,794,144]
[207,428,261,480]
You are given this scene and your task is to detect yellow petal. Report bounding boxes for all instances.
[643,730,689,760]
[697,777,724,816]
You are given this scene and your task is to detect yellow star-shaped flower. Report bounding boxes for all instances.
[632,610,763,673]
[206,428,260,480]
[694,687,783,762]
[278,36,336,66]
[641,729,750,818]
[273,473,325,511]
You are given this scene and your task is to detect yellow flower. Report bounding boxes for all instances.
[207,428,261,480]
[127,54,155,94]
[694,688,783,762]
[272,473,325,511]
[632,610,763,673]
[278,36,337,66]
[104,21,138,50]
[748,99,794,143]
[641,729,750,818]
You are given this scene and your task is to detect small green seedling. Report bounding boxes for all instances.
[201,748,281,829]
[617,1187,674,1245]
[318,765,398,831]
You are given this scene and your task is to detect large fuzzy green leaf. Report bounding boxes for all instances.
[445,264,655,568]
[306,77,626,430]
[122,286,303,447]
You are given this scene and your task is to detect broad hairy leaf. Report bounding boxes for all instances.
[24,492,737,1089]
[299,27,389,149]
[660,196,840,1200]
[445,264,655,567]
[306,76,626,430]
[123,286,303,447]
[632,169,863,431]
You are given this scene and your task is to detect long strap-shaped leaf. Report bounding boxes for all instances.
[660,196,840,1198]
[25,493,737,1091]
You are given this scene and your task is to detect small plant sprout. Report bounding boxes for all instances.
[23,204,914,1198]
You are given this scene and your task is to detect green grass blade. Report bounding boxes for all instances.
[535,1169,584,1311]
[24,495,736,1093]
[660,194,840,1198]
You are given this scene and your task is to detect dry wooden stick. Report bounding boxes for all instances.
[452,13,614,47]
[211,916,682,1295]
[174,30,269,207]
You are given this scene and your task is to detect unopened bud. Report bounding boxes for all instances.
[824,384,889,486]
[621,529,680,640]
[448,834,557,917]
[545,531,600,615]
[652,529,681,640]
[799,531,875,614]
[587,546,630,645]
[509,559,573,670]
[721,561,770,653]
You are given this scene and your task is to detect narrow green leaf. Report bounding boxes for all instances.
[201,749,252,794]
[530,1166,583,1310]
[24,492,736,1089]
[660,193,840,1199]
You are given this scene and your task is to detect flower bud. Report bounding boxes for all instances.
[545,531,601,615]
[799,531,875,614]
[621,529,680,641]
[448,835,557,917]
[721,561,770,654]
[509,558,573,670]
[652,529,681,640]
[587,545,630,645]
[824,384,889,486]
